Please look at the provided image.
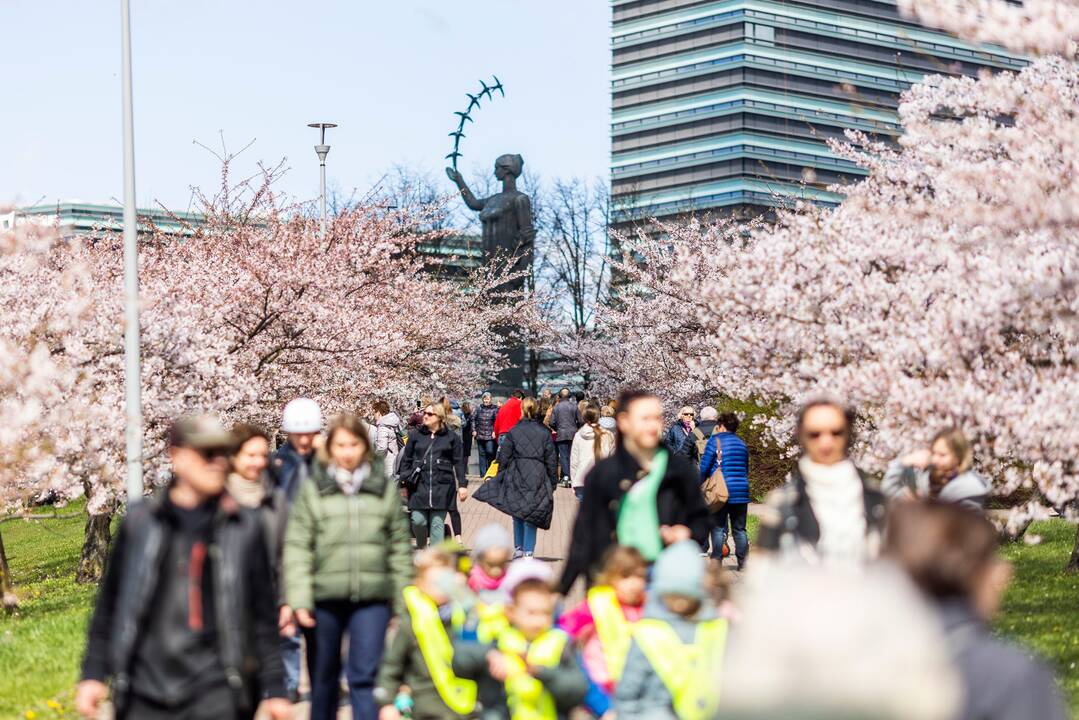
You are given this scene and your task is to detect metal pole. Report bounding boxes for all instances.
[319,158,327,237]
[308,123,335,239]
[120,0,143,502]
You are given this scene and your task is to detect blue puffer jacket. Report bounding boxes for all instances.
[700,432,750,504]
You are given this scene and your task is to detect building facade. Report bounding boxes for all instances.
[610,0,1024,223]
[2,201,204,238]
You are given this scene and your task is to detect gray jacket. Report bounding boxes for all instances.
[615,599,716,719]
[882,459,989,511]
[940,600,1068,720]
[548,399,581,442]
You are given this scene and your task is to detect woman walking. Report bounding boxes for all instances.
[473,396,558,558]
[397,402,468,548]
[282,414,412,720]
[569,405,615,502]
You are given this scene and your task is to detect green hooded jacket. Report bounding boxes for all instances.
[283,456,412,615]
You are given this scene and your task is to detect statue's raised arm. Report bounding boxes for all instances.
[447,153,534,264]
[445,167,485,212]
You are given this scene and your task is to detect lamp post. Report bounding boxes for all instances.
[307,122,337,237]
[120,0,143,502]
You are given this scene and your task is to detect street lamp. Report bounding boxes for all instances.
[119,0,143,502]
[307,122,337,237]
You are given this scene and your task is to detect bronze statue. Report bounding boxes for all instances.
[445,154,535,264]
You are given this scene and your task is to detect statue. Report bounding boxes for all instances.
[445,154,535,269]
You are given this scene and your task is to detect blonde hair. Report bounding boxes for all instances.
[931,428,973,473]
[520,396,538,420]
[424,402,448,429]
[414,547,455,574]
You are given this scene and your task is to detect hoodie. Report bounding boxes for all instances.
[882,459,990,511]
[569,424,614,489]
[374,412,403,475]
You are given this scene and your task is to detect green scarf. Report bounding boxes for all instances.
[615,448,668,561]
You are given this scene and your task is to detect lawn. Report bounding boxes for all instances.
[0,503,96,719]
[0,509,1075,718]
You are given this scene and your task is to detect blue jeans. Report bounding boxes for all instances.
[712,502,749,565]
[410,509,446,549]
[304,600,391,720]
[280,632,302,697]
[574,486,585,502]
[477,438,497,475]
[556,440,573,480]
[513,516,537,555]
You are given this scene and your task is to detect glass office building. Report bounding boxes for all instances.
[610,0,1024,223]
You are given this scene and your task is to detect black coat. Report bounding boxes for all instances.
[398,425,466,511]
[559,445,712,595]
[80,492,284,712]
[473,419,558,529]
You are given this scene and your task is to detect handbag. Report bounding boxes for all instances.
[701,441,729,512]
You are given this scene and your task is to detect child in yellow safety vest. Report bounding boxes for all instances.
[558,545,647,709]
[615,541,729,720]
[452,559,589,720]
[376,548,477,720]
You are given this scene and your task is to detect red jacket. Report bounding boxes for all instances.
[492,397,522,438]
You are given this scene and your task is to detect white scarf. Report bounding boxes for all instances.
[331,462,370,496]
[799,458,867,565]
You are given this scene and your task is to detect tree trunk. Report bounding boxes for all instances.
[76,511,114,584]
[0,528,18,612]
[1067,522,1079,574]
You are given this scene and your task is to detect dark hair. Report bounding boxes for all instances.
[230,423,269,452]
[615,388,659,415]
[372,399,390,416]
[461,401,473,415]
[717,412,740,433]
[794,397,856,449]
[597,545,646,585]
[614,389,660,447]
[510,577,553,602]
[574,390,585,403]
[318,413,373,465]
[884,501,998,600]
[512,389,525,399]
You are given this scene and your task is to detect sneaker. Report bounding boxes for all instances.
[524,551,534,559]
[512,548,524,560]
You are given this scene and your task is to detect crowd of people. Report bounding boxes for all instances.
[73,387,1066,720]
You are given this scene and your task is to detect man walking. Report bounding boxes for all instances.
[548,388,582,486]
[269,397,322,701]
[76,415,290,720]
[473,392,500,474]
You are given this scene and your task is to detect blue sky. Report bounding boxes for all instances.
[1,1,610,211]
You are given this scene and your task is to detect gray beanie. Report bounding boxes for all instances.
[472,523,513,560]
[650,540,706,600]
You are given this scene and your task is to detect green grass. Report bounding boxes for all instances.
[0,508,1075,718]
[0,503,95,719]
[996,520,1079,714]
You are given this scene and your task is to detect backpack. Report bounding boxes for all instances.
[693,427,710,458]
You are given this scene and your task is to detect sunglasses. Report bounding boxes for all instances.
[682,412,695,417]
[196,447,232,460]
[805,428,848,440]
[423,411,437,417]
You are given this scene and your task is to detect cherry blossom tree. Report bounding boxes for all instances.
[575,14,1079,558]
[1,164,538,583]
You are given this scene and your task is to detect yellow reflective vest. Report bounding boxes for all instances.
[632,618,728,720]
[496,626,569,720]
[586,585,633,682]
[402,585,478,715]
